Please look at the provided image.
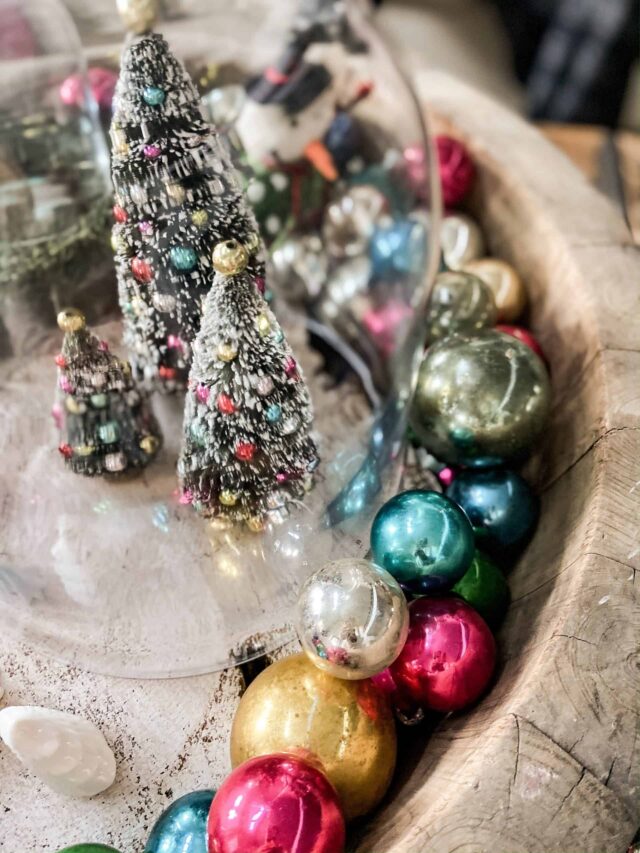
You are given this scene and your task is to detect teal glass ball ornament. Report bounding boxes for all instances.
[56,846,121,853]
[452,550,510,628]
[425,270,497,343]
[170,246,198,271]
[447,468,540,562]
[411,331,551,466]
[145,789,216,853]
[143,85,166,106]
[370,490,475,594]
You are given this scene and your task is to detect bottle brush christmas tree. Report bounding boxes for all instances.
[178,240,319,529]
[110,31,261,391]
[55,308,162,476]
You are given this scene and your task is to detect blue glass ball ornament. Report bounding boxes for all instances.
[144,789,216,853]
[170,246,198,271]
[323,110,362,173]
[370,490,475,594]
[143,86,166,106]
[369,217,427,281]
[447,468,540,563]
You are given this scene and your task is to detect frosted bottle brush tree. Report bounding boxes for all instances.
[178,239,320,530]
[55,308,162,476]
[110,32,261,391]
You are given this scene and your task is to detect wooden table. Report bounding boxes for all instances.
[541,124,640,243]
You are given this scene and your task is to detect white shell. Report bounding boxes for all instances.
[0,705,116,797]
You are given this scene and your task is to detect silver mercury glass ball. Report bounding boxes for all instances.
[295,558,409,680]
[271,234,328,302]
[440,212,485,269]
[322,184,388,259]
[425,270,497,342]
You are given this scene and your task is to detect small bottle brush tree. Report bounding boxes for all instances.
[110,32,261,391]
[55,308,162,476]
[178,239,319,529]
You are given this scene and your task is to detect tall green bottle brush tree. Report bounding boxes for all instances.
[110,32,261,391]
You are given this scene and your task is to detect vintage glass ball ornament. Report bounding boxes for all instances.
[322,184,388,259]
[452,550,510,628]
[369,216,427,280]
[391,596,496,712]
[207,754,345,853]
[463,258,527,323]
[57,847,121,853]
[425,270,497,342]
[370,490,475,594]
[411,331,551,466]
[271,234,328,302]
[496,324,547,365]
[440,212,485,270]
[144,789,215,853]
[230,653,396,820]
[295,558,409,679]
[436,135,476,208]
[57,308,86,334]
[447,468,540,561]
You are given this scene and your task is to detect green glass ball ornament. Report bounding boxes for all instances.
[56,846,122,853]
[411,331,551,466]
[452,550,510,628]
[425,270,498,343]
[447,467,540,562]
[370,490,475,594]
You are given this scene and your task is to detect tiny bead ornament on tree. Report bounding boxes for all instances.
[178,239,319,527]
[207,754,346,853]
[370,490,475,594]
[295,558,409,679]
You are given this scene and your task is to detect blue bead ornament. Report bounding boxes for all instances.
[446,468,539,563]
[370,489,474,594]
[143,86,166,106]
[170,246,198,271]
[369,218,427,281]
[144,789,216,853]
[266,404,282,423]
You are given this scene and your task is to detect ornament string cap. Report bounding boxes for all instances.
[57,308,86,334]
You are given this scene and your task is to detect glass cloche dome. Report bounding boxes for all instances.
[0,0,441,677]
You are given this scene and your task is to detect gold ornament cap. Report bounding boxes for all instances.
[212,239,249,275]
[116,0,158,34]
[57,308,86,333]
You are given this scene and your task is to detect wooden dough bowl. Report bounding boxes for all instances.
[1,75,639,853]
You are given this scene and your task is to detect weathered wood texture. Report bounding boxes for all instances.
[353,73,640,853]
[1,74,639,853]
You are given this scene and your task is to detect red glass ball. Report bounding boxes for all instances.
[436,135,475,208]
[207,753,346,853]
[235,441,257,462]
[217,393,236,415]
[112,204,128,223]
[390,596,496,713]
[496,324,548,367]
[131,257,153,283]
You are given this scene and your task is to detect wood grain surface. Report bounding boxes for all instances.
[1,73,639,853]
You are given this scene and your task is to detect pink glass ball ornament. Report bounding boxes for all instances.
[206,753,346,853]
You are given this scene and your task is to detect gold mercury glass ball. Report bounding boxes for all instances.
[463,257,528,323]
[57,308,86,333]
[217,342,238,362]
[230,652,397,821]
[116,0,158,34]
[246,516,265,533]
[212,239,249,275]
